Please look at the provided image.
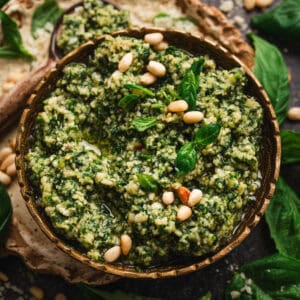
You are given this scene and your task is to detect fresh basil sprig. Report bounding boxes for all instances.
[248,34,290,125]
[0,11,33,59]
[266,177,300,261]
[179,58,205,110]
[225,254,300,299]
[251,0,300,42]
[175,124,221,175]
[0,183,12,241]
[124,84,154,97]
[133,117,156,132]
[118,94,140,109]
[280,130,300,165]
[31,0,62,39]
[78,284,159,300]
[137,174,159,192]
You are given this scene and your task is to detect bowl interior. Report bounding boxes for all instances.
[16,28,280,278]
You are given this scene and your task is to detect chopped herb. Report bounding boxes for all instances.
[118,94,140,109]
[124,84,154,97]
[137,174,159,192]
[133,117,156,132]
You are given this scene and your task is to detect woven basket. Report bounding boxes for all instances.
[16,28,281,279]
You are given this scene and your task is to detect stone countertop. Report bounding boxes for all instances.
[0,0,299,299]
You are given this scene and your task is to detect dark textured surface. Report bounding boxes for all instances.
[0,0,299,299]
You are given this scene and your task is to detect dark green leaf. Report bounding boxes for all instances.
[179,58,205,110]
[280,130,300,165]
[179,70,197,110]
[248,33,289,125]
[133,117,156,132]
[137,174,159,192]
[266,177,300,261]
[0,183,12,241]
[0,0,9,8]
[124,84,154,97]
[79,285,159,300]
[194,124,221,147]
[31,0,62,39]
[118,94,140,109]
[175,142,197,175]
[225,254,300,300]
[251,0,300,42]
[0,11,33,59]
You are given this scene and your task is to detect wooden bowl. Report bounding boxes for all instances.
[16,28,281,279]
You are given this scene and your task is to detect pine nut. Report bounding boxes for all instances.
[154,41,169,52]
[287,107,300,121]
[188,189,203,207]
[120,234,132,255]
[162,191,175,205]
[104,246,121,262]
[255,0,273,8]
[144,33,164,45]
[55,293,67,300]
[183,111,204,124]
[177,186,191,205]
[118,52,133,73]
[29,286,44,300]
[6,163,17,177]
[177,205,192,222]
[140,72,157,86]
[243,0,255,10]
[147,61,166,77]
[0,171,11,186]
[0,147,13,162]
[0,272,8,282]
[0,153,16,171]
[168,100,188,113]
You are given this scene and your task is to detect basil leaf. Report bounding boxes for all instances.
[0,183,12,241]
[79,285,159,300]
[118,94,139,109]
[0,0,9,8]
[225,254,300,300]
[175,142,197,175]
[0,11,33,59]
[266,177,300,261]
[179,58,205,110]
[280,130,300,165]
[137,174,159,192]
[124,84,154,97]
[31,0,62,39]
[248,33,290,125]
[251,0,300,42]
[179,70,197,110]
[194,124,221,147]
[133,117,156,132]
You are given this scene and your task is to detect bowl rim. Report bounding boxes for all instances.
[15,27,281,279]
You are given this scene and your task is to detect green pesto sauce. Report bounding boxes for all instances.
[27,36,263,267]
